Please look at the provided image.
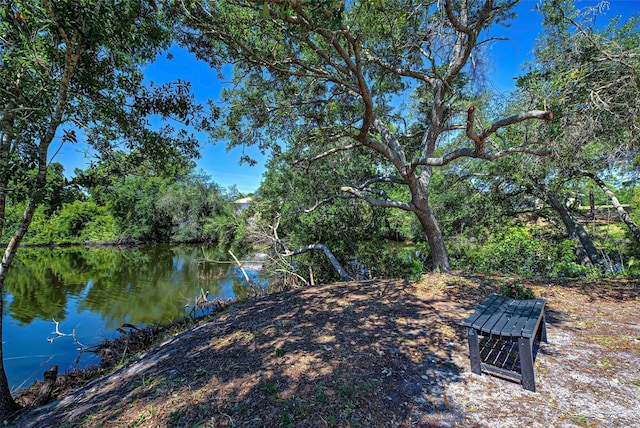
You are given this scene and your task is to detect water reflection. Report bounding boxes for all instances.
[3,244,261,390]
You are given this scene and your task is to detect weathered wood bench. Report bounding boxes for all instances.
[463,294,547,392]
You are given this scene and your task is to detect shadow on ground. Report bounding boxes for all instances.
[12,278,472,427]
[12,274,639,427]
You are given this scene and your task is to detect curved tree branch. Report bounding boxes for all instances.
[411,106,553,167]
[294,142,363,168]
[340,186,414,211]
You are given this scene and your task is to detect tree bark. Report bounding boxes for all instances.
[34,366,59,407]
[416,209,450,273]
[585,172,640,245]
[409,171,451,272]
[288,244,352,281]
[535,182,606,269]
[0,300,20,417]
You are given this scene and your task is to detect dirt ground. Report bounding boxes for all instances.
[7,273,640,427]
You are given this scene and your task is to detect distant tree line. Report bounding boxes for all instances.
[1,155,243,247]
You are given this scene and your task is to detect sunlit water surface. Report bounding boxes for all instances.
[2,244,262,391]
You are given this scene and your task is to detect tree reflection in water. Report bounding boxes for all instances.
[3,244,260,390]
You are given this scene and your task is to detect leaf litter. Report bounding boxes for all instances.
[8,274,640,427]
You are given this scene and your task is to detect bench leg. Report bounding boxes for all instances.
[467,328,482,375]
[518,337,536,392]
[537,311,548,343]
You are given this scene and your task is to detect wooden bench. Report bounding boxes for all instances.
[463,294,547,392]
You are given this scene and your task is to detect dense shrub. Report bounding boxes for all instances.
[498,279,536,300]
[27,201,118,244]
[548,239,592,277]
[352,241,426,281]
[451,226,554,275]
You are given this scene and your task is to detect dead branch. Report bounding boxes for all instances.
[285,244,351,281]
[33,365,58,407]
[229,250,251,285]
[48,319,86,349]
[247,214,350,283]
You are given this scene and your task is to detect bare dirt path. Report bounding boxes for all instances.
[8,274,640,427]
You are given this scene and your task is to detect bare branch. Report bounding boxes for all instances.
[340,186,414,211]
[359,175,406,187]
[476,109,554,141]
[302,194,354,213]
[285,244,351,281]
[411,106,553,167]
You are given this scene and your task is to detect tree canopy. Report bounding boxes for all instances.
[0,0,638,418]
[171,0,553,272]
[0,0,207,416]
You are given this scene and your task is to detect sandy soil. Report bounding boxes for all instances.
[7,273,640,427]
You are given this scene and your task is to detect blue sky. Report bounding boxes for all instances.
[52,0,638,194]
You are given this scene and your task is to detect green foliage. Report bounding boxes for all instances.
[156,179,233,242]
[204,213,245,251]
[173,0,542,272]
[498,280,536,300]
[548,239,591,278]
[106,175,172,241]
[351,241,426,281]
[26,201,118,244]
[452,226,553,275]
[624,257,640,278]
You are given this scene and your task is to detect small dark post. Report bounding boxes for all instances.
[34,365,58,406]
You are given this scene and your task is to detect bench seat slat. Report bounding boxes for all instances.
[463,295,507,330]
[489,299,521,338]
[463,294,547,392]
[498,300,529,338]
[507,300,537,339]
[478,297,513,334]
[522,300,546,338]
[504,300,535,338]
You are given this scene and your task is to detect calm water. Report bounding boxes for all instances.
[2,244,262,391]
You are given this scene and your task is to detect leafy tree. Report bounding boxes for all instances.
[248,143,427,283]
[156,174,234,242]
[171,0,553,273]
[75,152,235,243]
[0,0,204,416]
[519,1,640,246]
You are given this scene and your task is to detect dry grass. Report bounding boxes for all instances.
[8,273,640,427]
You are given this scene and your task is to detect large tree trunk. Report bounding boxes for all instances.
[412,172,451,273]
[415,210,450,273]
[585,172,640,245]
[0,297,20,417]
[536,182,606,269]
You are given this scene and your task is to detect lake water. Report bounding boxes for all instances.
[2,244,263,391]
